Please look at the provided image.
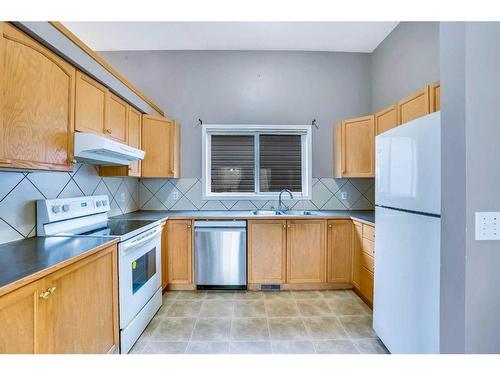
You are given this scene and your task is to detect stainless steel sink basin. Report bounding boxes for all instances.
[283,210,316,216]
[250,210,284,216]
[250,210,317,216]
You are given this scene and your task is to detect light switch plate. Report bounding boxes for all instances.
[173,190,180,200]
[475,212,500,240]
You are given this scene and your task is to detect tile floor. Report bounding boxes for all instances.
[129,289,389,354]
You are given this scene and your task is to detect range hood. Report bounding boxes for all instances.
[74,132,145,165]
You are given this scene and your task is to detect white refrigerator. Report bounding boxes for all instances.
[373,111,441,354]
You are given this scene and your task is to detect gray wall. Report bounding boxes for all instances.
[370,22,440,112]
[441,22,500,353]
[99,50,372,178]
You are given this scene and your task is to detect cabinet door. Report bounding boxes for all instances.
[0,279,44,353]
[248,220,287,284]
[351,223,363,289]
[375,105,398,135]
[286,220,326,284]
[127,106,142,176]
[430,82,440,112]
[398,86,430,124]
[167,220,193,285]
[1,22,75,171]
[107,93,128,143]
[75,70,108,134]
[341,115,375,177]
[142,115,180,178]
[40,245,119,354]
[327,220,352,283]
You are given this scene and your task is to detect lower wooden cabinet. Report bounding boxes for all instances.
[166,220,193,287]
[287,220,327,284]
[352,221,375,305]
[326,220,352,283]
[0,244,119,354]
[248,220,287,284]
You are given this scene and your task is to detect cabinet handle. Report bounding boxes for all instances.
[187,225,191,228]
[39,287,56,300]
[328,224,332,228]
[106,129,113,134]
[287,225,291,228]
[283,224,286,229]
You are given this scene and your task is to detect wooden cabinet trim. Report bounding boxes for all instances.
[430,81,441,112]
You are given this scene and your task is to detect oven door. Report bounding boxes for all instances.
[118,226,162,329]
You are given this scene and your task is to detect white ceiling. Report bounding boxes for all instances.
[62,22,398,53]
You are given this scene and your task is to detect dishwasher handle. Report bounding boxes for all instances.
[194,227,247,233]
[194,220,246,228]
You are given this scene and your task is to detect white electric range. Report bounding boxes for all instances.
[36,195,163,354]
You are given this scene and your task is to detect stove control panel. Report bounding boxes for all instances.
[37,195,111,224]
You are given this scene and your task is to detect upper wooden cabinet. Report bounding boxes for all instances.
[375,105,398,135]
[327,220,353,284]
[127,106,142,177]
[430,82,440,112]
[75,70,108,135]
[287,219,327,284]
[142,115,180,178]
[248,220,287,285]
[333,115,375,178]
[107,93,128,143]
[397,86,430,125]
[0,244,118,354]
[166,220,193,286]
[0,22,75,171]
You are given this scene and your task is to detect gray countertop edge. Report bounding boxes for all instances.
[110,210,375,224]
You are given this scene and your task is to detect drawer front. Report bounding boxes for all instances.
[362,224,375,242]
[362,238,374,256]
[360,251,374,272]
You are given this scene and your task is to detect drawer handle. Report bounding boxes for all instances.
[106,129,113,134]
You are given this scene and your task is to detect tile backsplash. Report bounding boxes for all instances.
[0,168,373,246]
[0,164,139,245]
[139,177,374,212]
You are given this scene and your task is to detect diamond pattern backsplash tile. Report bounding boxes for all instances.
[0,164,139,246]
[138,177,374,213]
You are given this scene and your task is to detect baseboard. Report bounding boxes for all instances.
[248,282,353,291]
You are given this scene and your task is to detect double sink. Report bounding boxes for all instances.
[250,210,317,216]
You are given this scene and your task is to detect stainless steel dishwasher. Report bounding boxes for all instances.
[194,220,247,290]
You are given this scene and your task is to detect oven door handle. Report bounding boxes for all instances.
[122,226,162,251]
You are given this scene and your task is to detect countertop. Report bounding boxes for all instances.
[111,210,375,224]
[0,236,118,296]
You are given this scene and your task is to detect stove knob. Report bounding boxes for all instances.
[52,205,61,213]
[62,204,70,212]
[102,200,108,207]
[96,201,102,207]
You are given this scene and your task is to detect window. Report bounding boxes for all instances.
[202,125,312,199]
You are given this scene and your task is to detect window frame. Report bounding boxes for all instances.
[202,124,312,200]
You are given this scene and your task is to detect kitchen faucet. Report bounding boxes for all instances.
[278,189,293,213]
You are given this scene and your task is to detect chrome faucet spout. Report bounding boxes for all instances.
[278,189,294,212]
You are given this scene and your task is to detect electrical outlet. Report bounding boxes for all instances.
[120,192,126,203]
[340,191,348,200]
[475,212,500,240]
[173,190,180,200]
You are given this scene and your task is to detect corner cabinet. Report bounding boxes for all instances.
[0,22,75,171]
[333,115,375,178]
[0,244,119,354]
[327,220,353,284]
[142,115,180,178]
